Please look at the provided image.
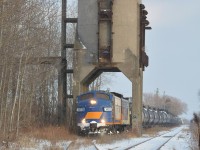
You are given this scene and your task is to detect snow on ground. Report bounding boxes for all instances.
[94,137,150,150]
[128,126,186,150]
[160,127,194,150]
[1,139,72,150]
[84,125,194,150]
[0,125,196,150]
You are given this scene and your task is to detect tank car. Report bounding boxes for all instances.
[141,106,181,128]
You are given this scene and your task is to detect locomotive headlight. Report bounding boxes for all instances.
[101,119,105,123]
[90,99,97,105]
[82,118,86,124]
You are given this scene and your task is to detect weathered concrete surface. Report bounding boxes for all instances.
[112,0,140,63]
[74,0,143,136]
[78,0,98,59]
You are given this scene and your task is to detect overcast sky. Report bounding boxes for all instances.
[143,0,200,119]
[102,0,200,120]
[69,0,200,119]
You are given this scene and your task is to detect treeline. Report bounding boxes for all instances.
[143,91,187,116]
[0,0,76,138]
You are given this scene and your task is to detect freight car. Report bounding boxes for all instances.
[76,90,181,134]
[142,106,182,128]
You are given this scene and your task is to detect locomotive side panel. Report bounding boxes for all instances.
[122,98,130,124]
[114,96,122,122]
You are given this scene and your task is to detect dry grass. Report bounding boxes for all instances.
[22,125,77,142]
[8,136,65,150]
[0,126,78,149]
[95,134,123,144]
[0,131,18,147]
[15,136,38,149]
[190,123,199,150]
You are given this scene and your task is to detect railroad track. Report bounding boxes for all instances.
[155,130,181,150]
[94,126,184,150]
[123,127,182,150]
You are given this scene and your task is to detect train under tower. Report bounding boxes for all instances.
[73,0,150,136]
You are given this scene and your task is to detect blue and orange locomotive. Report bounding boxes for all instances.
[76,90,130,134]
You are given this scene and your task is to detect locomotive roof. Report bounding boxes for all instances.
[111,92,123,98]
[111,92,130,100]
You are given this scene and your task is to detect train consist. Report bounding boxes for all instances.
[76,90,182,134]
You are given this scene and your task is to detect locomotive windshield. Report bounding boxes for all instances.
[79,93,94,100]
[79,92,110,101]
[96,92,110,100]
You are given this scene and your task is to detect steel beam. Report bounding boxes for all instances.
[58,0,67,125]
[65,18,78,23]
[65,44,74,48]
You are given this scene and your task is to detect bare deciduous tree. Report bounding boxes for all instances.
[0,0,117,138]
[143,91,187,116]
[89,73,115,91]
[0,0,64,139]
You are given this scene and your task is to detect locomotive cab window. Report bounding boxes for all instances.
[96,93,110,100]
[79,93,94,100]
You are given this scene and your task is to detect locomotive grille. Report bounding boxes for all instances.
[90,123,97,132]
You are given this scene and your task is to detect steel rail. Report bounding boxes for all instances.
[156,130,182,150]
[121,128,182,150]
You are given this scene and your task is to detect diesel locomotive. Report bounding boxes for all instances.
[76,90,181,134]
